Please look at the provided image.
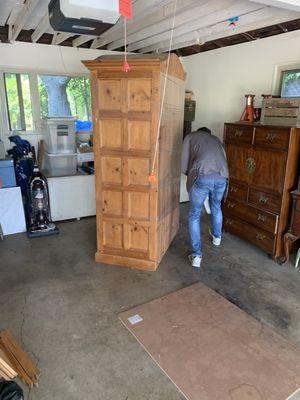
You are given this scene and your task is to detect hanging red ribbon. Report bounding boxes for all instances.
[119,0,132,19]
[119,0,132,73]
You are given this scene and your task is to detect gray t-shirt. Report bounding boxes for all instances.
[181,130,229,191]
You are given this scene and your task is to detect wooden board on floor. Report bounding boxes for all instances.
[119,283,300,400]
[0,330,40,387]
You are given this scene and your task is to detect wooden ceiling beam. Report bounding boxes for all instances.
[149,9,299,53]
[129,0,266,52]
[6,1,25,26]
[31,13,51,43]
[9,0,40,42]
[107,0,208,50]
[54,32,75,45]
[91,0,175,49]
[72,35,95,47]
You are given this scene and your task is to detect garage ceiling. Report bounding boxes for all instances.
[0,0,300,55]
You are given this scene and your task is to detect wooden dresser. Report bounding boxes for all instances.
[223,122,300,261]
[83,54,185,271]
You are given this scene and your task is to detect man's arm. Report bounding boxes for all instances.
[181,134,191,175]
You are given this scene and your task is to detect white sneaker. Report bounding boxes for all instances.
[209,229,221,246]
[188,254,202,268]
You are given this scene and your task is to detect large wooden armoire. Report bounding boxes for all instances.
[83,55,185,271]
[223,123,300,262]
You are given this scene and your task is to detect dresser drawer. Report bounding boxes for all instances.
[225,125,253,145]
[248,189,281,214]
[254,127,290,150]
[223,200,278,234]
[228,181,248,201]
[223,216,275,254]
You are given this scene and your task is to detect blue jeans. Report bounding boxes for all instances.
[188,176,227,257]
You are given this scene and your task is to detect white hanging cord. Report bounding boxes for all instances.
[150,0,178,179]
[124,17,127,63]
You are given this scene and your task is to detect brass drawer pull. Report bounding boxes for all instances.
[234,130,243,137]
[246,157,256,174]
[225,218,233,226]
[266,133,277,142]
[257,214,267,223]
[256,233,266,241]
[259,195,268,204]
[230,186,238,193]
[226,201,236,209]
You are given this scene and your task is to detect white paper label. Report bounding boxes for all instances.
[128,314,143,325]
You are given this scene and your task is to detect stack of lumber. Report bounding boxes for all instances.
[0,348,17,381]
[0,330,40,387]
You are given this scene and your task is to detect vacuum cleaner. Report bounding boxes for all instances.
[28,165,59,238]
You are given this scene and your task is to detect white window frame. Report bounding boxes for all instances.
[0,69,90,142]
[271,60,300,96]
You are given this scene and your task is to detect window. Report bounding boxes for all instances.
[281,69,300,98]
[4,73,33,131]
[0,72,92,134]
[38,75,92,131]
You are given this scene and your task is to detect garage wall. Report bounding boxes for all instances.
[182,29,300,140]
[0,41,117,150]
[0,41,112,74]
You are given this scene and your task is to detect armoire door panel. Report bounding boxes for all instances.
[101,156,122,184]
[125,157,150,187]
[102,190,123,217]
[225,144,252,185]
[98,79,122,111]
[103,221,123,248]
[251,150,286,194]
[127,224,149,252]
[127,79,152,112]
[99,119,123,149]
[126,191,150,220]
[127,120,151,151]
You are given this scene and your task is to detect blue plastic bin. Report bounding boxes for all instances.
[0,159,16,188]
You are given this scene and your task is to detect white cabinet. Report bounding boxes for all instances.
[47,174,96,221]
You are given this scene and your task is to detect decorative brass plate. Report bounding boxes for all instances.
[246,157,256,174]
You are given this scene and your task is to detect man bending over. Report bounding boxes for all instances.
[181,127,229,268]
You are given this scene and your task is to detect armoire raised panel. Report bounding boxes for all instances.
[223,123,300,261]
[83,55,185,271]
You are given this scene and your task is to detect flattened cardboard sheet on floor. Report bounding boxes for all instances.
[119,283,300,400]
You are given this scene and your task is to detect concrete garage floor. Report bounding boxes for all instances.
[1,203,300,400]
